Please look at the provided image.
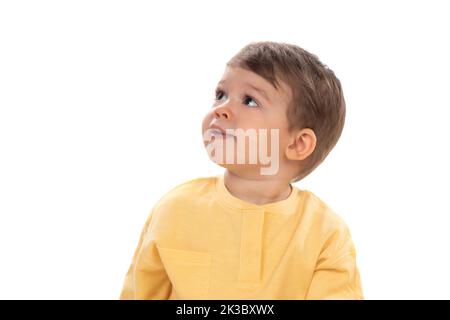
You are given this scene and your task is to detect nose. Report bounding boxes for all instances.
[214,104,231,120]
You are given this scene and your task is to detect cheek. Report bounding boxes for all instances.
[201,111,214,132]
[261,119,290,155]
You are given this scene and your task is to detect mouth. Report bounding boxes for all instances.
[208,128,235,139]
[208,125,235,138]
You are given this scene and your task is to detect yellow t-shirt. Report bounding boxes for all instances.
[119,174,363,300]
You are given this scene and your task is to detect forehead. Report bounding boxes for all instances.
[218,66,292,106]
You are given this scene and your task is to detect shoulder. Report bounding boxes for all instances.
[151,175,217,216]
[158,176,216,202]
[299,189,353,242]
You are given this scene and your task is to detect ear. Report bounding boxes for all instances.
[285,128,317,161]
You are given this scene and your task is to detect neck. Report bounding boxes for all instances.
[223,170,293,206]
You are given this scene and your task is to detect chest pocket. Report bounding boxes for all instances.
[156,244,212,300]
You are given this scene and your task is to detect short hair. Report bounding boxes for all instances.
[227,41,346,182]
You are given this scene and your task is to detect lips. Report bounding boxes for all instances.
[208,124,234,137]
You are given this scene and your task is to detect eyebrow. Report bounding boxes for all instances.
[217,79,271,102]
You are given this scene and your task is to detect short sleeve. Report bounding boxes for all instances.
[119,208,172,300]
[305,225,364,300]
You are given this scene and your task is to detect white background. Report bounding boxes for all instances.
[1,0,449,299]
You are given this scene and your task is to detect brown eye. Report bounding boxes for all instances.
[244,95,259,108]
[215,90,226,101]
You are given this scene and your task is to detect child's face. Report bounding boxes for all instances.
[202,65,300,179]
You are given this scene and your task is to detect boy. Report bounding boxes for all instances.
[119,41,363,300]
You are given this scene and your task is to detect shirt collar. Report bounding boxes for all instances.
[214,173,302,214]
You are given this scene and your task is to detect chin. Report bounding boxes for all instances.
[217,163,264,176]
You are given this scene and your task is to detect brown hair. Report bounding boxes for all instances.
[227,41,346,182]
